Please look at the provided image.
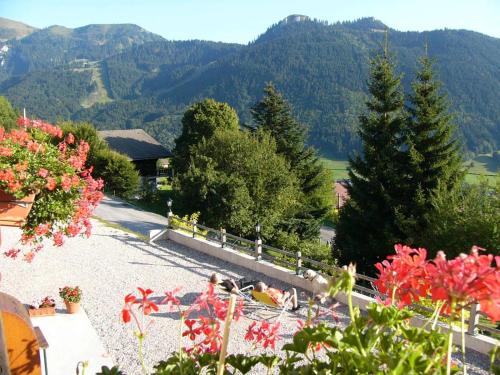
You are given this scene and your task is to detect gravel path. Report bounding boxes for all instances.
[0,220,493,374]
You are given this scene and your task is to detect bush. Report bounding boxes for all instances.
[93,149,140,199]
[170,212,208,237]
[274,230,336,270]
[418,179,499,256]
[0,96,19,131]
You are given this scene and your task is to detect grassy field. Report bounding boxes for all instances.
[464,153,498,185]
[320,157,350,181]
[321,154,498,185]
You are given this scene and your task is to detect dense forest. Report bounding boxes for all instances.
[0,16,499,156]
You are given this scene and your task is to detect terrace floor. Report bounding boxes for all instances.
[0,198,492,374]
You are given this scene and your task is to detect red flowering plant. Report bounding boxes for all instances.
[121,284,250,373]
[106,257,499,374]
[121,288,159,374]
[375,244,500,375]
[59,286,82,303]
[28,296,56,309]
[0,117,103,261]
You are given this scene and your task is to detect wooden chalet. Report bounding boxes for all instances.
[98,129,172,177]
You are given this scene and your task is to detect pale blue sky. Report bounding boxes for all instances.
[1,0,499,43]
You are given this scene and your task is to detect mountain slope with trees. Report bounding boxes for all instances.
[0,16,499,157]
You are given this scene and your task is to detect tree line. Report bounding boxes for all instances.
[335,48,498,273]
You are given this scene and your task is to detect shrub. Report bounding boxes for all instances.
[57,121,140,200]
[93,149,140,199]
[170,212,208,237]
[274,230,336,268]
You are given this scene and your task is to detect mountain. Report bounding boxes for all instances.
[0,23,165,78]
[0,17,37,41]
[0,16,499,156]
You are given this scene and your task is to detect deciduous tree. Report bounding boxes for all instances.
[252,84,332,240]
[176,129,300,238]
[172,99,239,176]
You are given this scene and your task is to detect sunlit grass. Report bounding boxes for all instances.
[321,154,499,185]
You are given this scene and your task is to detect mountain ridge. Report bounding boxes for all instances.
[0,16,498,156]
[0,17,38,41]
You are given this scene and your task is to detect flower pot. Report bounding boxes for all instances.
[64,301,80,314]
[0,190,36,227]
[28,306,56,317]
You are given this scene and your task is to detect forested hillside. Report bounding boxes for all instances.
[1,16,499,155]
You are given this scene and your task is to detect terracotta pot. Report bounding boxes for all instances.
[64,301,80,314]
[28,306,56,317]
[0,190,37,227]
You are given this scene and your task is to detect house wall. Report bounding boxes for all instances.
[132,159,157,177]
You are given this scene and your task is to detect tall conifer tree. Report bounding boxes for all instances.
[402,54,464,246]
[252,84,331,240]
[335,51,408,273]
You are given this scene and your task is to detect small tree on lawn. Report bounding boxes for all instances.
[0,96,19,131]
[93,149,140,199]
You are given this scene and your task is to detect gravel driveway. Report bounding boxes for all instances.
[0,220,492,374]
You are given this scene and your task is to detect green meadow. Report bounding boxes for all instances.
[321,154,498,185]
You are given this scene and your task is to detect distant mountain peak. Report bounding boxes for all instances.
[0,17,38,41]
[282,15,310,24]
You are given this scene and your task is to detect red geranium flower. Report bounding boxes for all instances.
[374,244,430,306]
[182,319,201,341]
[427,248,500,321]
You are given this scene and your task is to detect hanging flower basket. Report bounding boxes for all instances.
[0,118,104,261]
[0,190,36,227]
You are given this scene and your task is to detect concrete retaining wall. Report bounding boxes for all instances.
[155,228,498,355]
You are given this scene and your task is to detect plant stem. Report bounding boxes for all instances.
[347,284,367,357]
[445,301,456,375]
[178,315,185,375]
[217,295,237,375]
[428,301,443,330]
[461,308,467,375]
[138,335,147,374]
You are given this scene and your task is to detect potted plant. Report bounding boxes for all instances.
[59,286,82,314]
[0,190,37,227]
[27,296,56,317]
[0,117,104,262]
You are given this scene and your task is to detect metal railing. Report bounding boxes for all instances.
[167,214,499,340]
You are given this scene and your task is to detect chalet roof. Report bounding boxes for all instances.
[98,129,172,161]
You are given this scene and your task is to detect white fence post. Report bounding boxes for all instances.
[220,228,226,248]
[192,220,197,238]
[296,251,302,275]
[255,238,262,261]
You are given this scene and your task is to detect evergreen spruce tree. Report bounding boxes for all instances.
[403,54,464,247]
[251,84,332,240]
[335,51,408,273]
